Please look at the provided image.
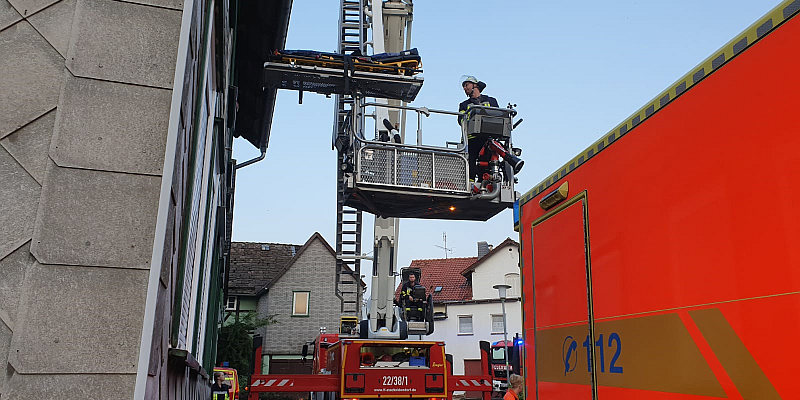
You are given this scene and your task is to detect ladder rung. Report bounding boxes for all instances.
[336,0,365,315]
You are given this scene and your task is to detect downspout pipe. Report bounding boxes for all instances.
[234,146,266,169]
[234,0,290,171]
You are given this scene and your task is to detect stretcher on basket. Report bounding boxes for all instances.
[263,48,424,102]
[268,48,422,76]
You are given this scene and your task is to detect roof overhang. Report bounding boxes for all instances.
[232,0,293,150]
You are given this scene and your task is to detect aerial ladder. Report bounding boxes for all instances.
[250,0,524,397]
[333,0,369,319]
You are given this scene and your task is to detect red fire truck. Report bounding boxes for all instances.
[517,1,800,399]
[489,337,522,395]
[247,333,493,400]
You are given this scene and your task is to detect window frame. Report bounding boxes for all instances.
[225,296,238,311]
[504,272,520,297]
[491,314,505,334]
[458,314,474,335]
[292,291,310,317]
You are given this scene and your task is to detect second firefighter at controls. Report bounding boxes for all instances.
[399,270,425,321]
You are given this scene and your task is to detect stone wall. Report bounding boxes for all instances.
[0,0,184,397]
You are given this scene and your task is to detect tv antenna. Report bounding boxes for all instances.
[434,231,453,258]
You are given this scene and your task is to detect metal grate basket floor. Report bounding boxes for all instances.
[357,145,468,193]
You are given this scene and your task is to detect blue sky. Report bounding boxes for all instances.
[232,1,781,275]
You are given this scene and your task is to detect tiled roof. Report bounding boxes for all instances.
[395,257,477,302]
[260,232,348,292]
[230,232,364,297]
[228,241,299,296]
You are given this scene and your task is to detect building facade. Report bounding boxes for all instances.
[255,233,364,374]
[0,0,291,398]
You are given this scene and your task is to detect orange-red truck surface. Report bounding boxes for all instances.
[249,337,493,400]
[518,1,800,399]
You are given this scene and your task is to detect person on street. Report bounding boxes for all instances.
[504,374,524,400]
[211,371,231,400]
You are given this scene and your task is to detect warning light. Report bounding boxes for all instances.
[449,206,456,211]
[539,182,569,210]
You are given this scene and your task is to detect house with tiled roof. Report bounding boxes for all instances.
[228,232,364,374]
[398,239,521,376]
[226,241,299,324]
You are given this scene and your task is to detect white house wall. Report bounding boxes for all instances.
[422,242,522,376]
[471,244,521,300]
[424,301,522,375]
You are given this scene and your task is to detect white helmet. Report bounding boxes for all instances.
[460,75,486,91]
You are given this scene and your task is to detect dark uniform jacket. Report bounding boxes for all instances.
[459,94,500,180]
[400,280,417,301]
[458,94,499,125]
[211,383,231,400]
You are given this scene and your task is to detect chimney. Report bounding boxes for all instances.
[477,241,491,258]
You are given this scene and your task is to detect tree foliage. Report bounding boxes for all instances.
[216,312,277,388]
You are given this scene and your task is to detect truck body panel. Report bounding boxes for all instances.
[518,2,800,398]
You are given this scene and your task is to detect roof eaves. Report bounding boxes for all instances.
[460,238,519,276]
[256,232,358,295]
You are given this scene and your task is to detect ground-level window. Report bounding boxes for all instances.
[293,291,310,316]
[226,296,237,311]
[458,315,473,334]
[491,314,505,334]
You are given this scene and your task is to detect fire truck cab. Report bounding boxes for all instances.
[332,340,449,398]
[251,337,493,400]
[489,337,522,394]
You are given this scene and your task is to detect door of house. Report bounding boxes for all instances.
[464,359,484,399]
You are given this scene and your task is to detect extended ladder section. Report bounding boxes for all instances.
[334,0,368,316]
